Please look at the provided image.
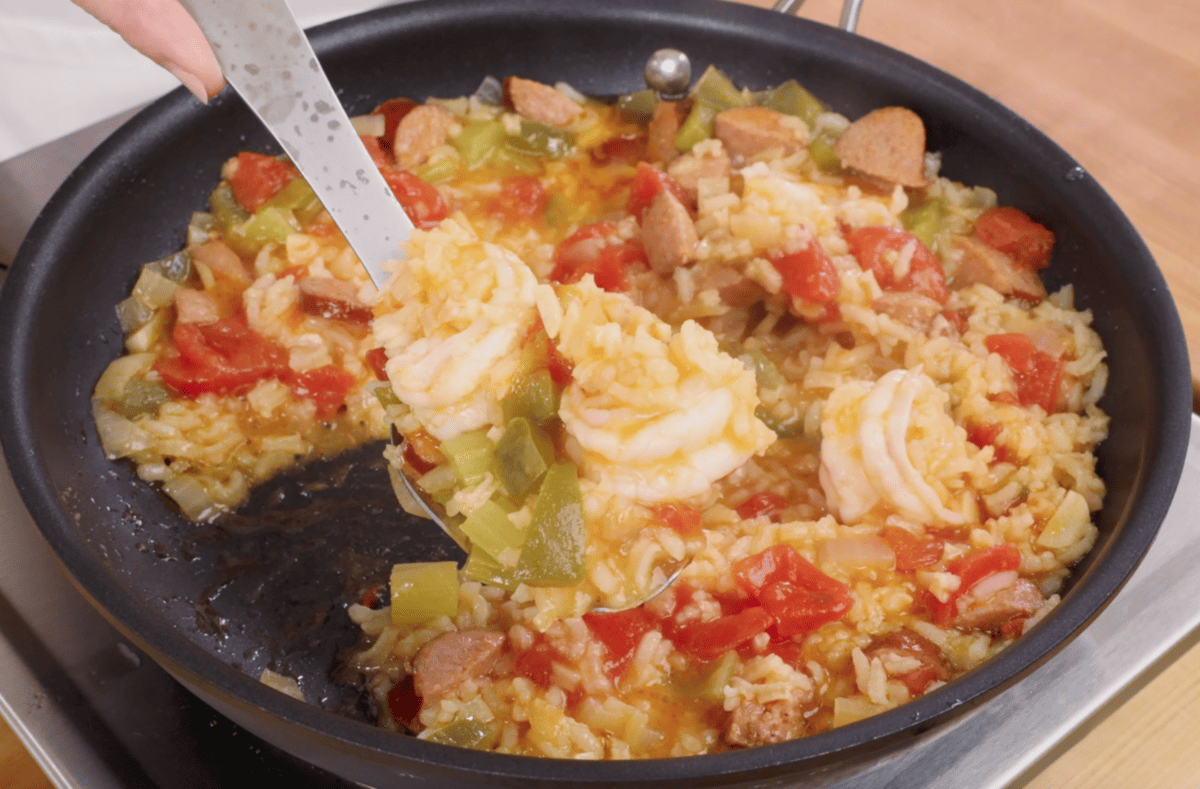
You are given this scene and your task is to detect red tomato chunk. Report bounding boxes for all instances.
[583,607,659,680]
[974,206,1054,270]
[925,544,1022,626]
[846,225,948,303]
[770,241,840,305]
[733,544,854,639]
[626,161,690,219]
[985,333,1064,413]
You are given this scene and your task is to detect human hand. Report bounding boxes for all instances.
[72,0,225,102]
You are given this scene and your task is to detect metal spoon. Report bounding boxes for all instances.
[178,0,413,288]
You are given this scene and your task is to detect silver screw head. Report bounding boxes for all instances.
[644,48,692,99]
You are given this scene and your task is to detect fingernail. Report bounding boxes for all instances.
[167,64,210,104]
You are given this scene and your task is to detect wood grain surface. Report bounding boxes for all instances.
[3,0,1198,785]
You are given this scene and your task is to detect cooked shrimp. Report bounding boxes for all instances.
[552,277,775,503]
[819,368,968,525]
[372,219,539,441]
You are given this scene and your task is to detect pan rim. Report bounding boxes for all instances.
[0,0,1191,783]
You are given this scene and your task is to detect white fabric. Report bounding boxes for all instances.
[0,0,393,161]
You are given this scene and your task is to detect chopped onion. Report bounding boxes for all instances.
[115,295,156,334]
[471,75,504,106]
[818,535,895,569]
[964,569,1018,604]
[161,474,221,522]
[92,399,151,458]
[132,266,180,309]
[350,113,385,137]
[93,353,156,403]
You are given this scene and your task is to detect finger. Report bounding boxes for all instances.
[73,0,225,101]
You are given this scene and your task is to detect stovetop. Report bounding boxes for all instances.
[4,113,1200,789]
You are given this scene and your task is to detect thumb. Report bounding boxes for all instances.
[72,0,225,102]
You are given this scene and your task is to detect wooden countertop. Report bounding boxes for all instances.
[4,0,1199,785]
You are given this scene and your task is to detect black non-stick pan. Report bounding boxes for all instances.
[0,0,1191,786]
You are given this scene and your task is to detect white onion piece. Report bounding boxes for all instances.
[818,535,896,569]
[963,569,1018,604]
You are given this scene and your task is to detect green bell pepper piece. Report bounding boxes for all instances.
[453,119,507,168]
[808,136,841,172]
[460,497,526,563]
[759,79,826,126]
[512,462,585,586]
[424,717,500,750]
[439,429,496,488]
[462,544,520,591]
[494,417,554,502]
[209,181,249,236]
[389,561,460,624]
[616,88,658,118]
[901,198,946,249]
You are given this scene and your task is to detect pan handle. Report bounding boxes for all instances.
[772,0,864,34]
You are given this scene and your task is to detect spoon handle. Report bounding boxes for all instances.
[178,0,412,287]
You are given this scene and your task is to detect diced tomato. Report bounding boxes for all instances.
[880,525,944,572]
[366,347,389,381]
[284,365,357,419]
[156,317,290,397]
[583,606,659,680]
[758,581,854,639]
[770,241,840,304]
[514,639,562,689]
[999,617,1026,638]
[927,544,1022,626]
[550,221,647,292]
[491,176,548,223]
[386,674,421,731]
[359,585,385,608]
[545,334,574,387]
[229,152,297,213]
[732,545,854,638]
[650,503,703,536]
[380,168,448,229]
[985,333,1064,413]
[370,97,418,155]
[591,134,646,165]
[298,287,374,326]
[626,161,691,220]
[735,491,789,522]
[965,422,1014,463]
[846,225,948,303]
[941,308,970,334]
[360,134,390,169]
[672,606,775,662]
[975,206,1054,270]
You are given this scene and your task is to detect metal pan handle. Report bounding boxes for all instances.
[772,0,864,34]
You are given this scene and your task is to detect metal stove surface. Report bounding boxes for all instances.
[4,118,1200,789]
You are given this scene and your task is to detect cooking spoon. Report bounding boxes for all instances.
[178,0,413,288]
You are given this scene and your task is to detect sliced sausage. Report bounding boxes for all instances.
[173,288,220,325]
[955,578,1044,632]
[872,291,944,333]
[503,77,581,128]
[190,240,252,287]
[412,630,507,701]
[833,106,928,188]
[724,697,807,748]
[297,277,373,325]
[641,189,699,274]
[392,104,456,169]
[951,235,1047,301]
[646,100,687,164]
[864,630,949,696]
[714,106,808,161]
[666,144,732,207]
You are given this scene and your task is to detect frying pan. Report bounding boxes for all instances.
[0,0,1191,785]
